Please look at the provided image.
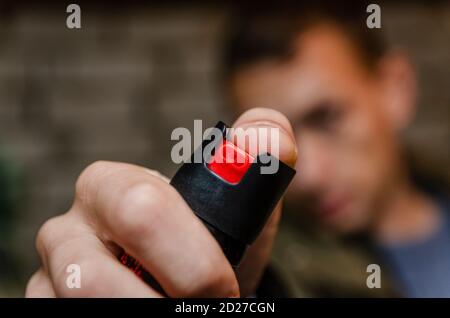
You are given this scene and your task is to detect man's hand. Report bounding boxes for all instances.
[25,108,297,297]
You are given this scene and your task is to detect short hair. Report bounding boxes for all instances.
[223,1,388,78]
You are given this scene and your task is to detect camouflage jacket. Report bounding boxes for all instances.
[258,212,400,297]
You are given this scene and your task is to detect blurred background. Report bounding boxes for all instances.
[0,1,448,296]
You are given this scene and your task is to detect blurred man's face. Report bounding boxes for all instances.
[229,23,413,234]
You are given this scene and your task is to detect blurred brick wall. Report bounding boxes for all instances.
[0,4,230,282]
[0,2,448,286]
[383,3,449,179]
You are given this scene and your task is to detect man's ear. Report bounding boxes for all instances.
[376,49,417,131]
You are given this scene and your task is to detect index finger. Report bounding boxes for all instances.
[74,161,239,297]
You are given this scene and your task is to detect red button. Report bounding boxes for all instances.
[208,140,254,184]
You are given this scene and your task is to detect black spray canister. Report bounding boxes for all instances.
[120,121,296,292]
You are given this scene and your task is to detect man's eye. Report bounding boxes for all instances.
[303,103,343,131]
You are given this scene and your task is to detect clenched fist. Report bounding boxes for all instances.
[26,108,297,297]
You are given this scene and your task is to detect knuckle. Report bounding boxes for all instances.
[36,216,64,260]
[75,160,112,205]
[25,271,43,298]
[181,260,239,297]
[113,182,167,238]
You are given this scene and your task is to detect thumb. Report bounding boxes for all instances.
[230,107,297,168]
[230,107,297,296]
